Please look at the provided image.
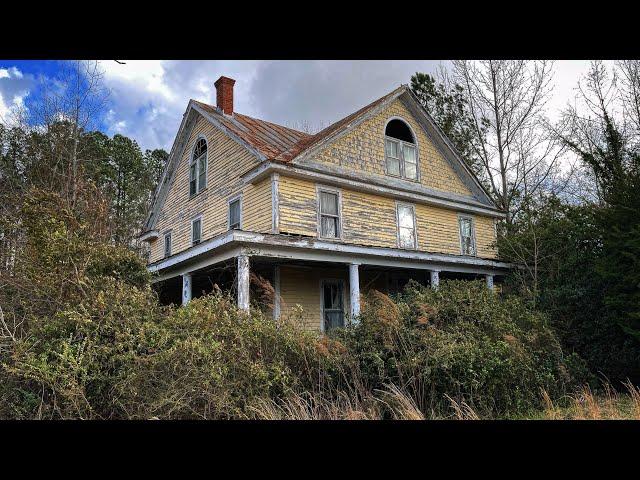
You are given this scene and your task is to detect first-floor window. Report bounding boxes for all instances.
[164,232,172,258]
[228,197,241,230]
[397,203,417,249]
[192,217,202,246]
[318,189,341,238]
[322,280,344,331]
[459,215,476,255]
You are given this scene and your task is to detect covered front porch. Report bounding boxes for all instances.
[150,230,510,331]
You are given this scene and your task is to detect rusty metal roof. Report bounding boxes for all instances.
[193,85,406,163]
[193,100,311,160]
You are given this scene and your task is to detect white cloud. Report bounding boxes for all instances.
[0,66,34,123]
[92,60,607,153]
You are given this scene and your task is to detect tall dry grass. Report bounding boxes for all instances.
[541,381,640,420]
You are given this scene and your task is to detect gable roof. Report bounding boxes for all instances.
[144,84,500,233]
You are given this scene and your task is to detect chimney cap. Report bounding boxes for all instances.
[214,75,236,87]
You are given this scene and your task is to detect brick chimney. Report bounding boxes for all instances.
[214,76,236,115]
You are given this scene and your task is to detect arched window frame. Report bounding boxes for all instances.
[190,136,208,197]
[383,117,420,182]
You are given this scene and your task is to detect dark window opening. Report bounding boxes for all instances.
[385,119,414,143]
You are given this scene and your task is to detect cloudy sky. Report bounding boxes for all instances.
[0,60,597,151]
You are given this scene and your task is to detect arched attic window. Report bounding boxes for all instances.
[190,137,208,196]
[384,119,418,180]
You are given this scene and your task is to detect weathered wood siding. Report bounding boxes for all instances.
[148,114,269,263]
[308,98,473,197]
[278,176,497,258]
[279,265,351,331]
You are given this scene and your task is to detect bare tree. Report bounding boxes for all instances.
[451,60,563,222]
[28,60,110,204]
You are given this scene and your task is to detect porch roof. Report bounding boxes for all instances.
[149,230,512,283]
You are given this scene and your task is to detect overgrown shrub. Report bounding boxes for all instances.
[333,280,591,418]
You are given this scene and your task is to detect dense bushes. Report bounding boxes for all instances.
[1,276,587,419]
[334,280,589,417]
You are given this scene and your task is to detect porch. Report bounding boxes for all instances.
[150,230,510,331]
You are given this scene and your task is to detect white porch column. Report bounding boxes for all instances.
[430,270,440,290]
[182,272,192,305]
[485,274,494,290]
[349,263,361,321]
[273,265,281,320]
[237,254,250,312]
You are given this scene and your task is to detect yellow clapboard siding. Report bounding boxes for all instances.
[148,114,269,263]
[311,98,472,197]
[279,265,350,331]
[243,178,272,232]
[277,175,497,259]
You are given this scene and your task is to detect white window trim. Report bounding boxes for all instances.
[458,214,477,257]
[227,194,243,230]
[395,201,419,250]
[383,117,420,182]
[191,214,203,246]
[319,278,346,333]
[163,231,172,258]
[189,136,208,197]
[316,184,343,241]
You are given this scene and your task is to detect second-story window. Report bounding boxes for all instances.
[190,138,208,196]
[318,188,341,239]
[192,216,202,246]
[163,232,172,258]
[228,197,241,230]
[459,215,476,256]
[385,119,418,181]
[397,203,417,249]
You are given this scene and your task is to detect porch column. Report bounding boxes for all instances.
[237,254,250,312]
[349,263,361,321]
[485,274,494,290]
[182,272,192,305]
[430,270,440,290]
[273,265,281,320]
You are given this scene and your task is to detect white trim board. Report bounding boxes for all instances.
[149,230,512,283]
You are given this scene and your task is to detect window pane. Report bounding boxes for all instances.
[320,192,338,215]
[398,205,415,229]
[190,164,197,195]
[399,226,415,248]
[403,144,416,164]
[192,219,201,244]
[229,200,240,228]
[459,218,474,254]
[385,139,398,158]
[405,161,417,180]
[323,281,344,331]
[321,215,338,237]
[387,157,400,176]
[198,157,207,190]
[324,311,344,331]
[164,234,171,257]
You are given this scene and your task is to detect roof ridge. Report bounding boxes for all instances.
[274,84,408,162]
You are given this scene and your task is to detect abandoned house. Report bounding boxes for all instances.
[139,76,510,331]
